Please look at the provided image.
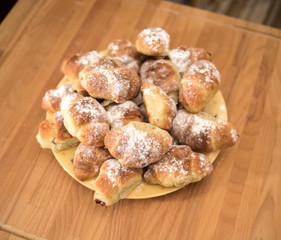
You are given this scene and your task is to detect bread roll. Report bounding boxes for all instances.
[171,110,238,152]
[73,143,112,181]
[94,159,142,206]
[142,82,176,131]
[136,28,170,56]
[144,145,213,187]
[179,60,221,113]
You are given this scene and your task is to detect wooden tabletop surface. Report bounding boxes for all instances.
[0,0,281,239]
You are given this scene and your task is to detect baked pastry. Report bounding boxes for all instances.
[136,28,170,56]
[36,111,79,151]
[104,121,173,168]
[140,59,180,100]
[171,110,238,152]
[62,50,102,83]
[80,67,141,103]
[73,143,112,181]
[179,60,220,113]
[42,83,74,112]
[106,101,145,129]
[169,46,211,74]
[73,56,125,92]
[142,82,176,131]
[144,145,213,187]
[61,95,110,146]
[94,159,143,206]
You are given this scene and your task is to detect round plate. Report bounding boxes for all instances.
[51,90,228,199]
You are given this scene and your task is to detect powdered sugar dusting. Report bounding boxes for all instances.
[78,51,102,66]
[169,47,191,73]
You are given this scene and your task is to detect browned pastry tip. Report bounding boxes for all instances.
[179,60,221,113]
[107,39,139,59]
[136,28,170,56]
[144,145,213,187]
[171,110,238,152]
[104,121,173,168]
[73,143,112,181]
[93,159,143,206]
[80,67,141,103]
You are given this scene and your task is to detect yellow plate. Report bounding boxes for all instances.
[52,90,227,199]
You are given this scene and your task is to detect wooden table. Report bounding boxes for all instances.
[1,0,280,239]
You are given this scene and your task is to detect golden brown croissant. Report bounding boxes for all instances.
[104,121,173,168]
[62,51,102,83]
[141,82,176,131]
[140,59,180,100]
[80,67,141,103]
[179,60,221,113]
[106,101,145,129]
[136,28,170,56]
[60,95,110,146]
[36,111,79,151]
[42,83,74,112]
[171,110,238,152]
[144,145,213,187]
[94,159,142,206]
[73,143,112,181]
[169,46,211,74]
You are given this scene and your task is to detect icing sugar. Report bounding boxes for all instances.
[169,47,191,73]
[77,51,102,66]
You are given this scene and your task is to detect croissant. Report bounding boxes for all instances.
[136,28,170,56]
[142,82,176,131]
[104,121,173,168]
[60,95,110,147]
[73,143,112,181]
[36,111,79,151]
[106,101,145,129]
[61,50,102,83]
[73,56,124,93]
[169,46,211,74]
[171,110,238,152]
[80,67,141,103]
[94,159,142,206]
[140,59,180,101]
[41,83,74,112]
[144,145,213,187]
[179,60,221,113]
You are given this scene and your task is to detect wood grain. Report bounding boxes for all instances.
[0,0,280,239]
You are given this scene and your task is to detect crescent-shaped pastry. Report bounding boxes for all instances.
[106,101,145,129]
[136,28,170,56]
[73,143,112,181]
[144,145,213,187]
[36,111,79,151]
[94,159,142,206]
[142,82,176,131]
[171,110,238,152]
[179,60,221,113]
[104,121,173,168]
[169,46,211,74]
[61,95,110,147]
[80,67,141,103]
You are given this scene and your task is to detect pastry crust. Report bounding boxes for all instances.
[169,46,211,74]
[106,101,145,129]
[104,121,173,168]
[80,67,141,103]
[36,112,79,151]
[142,82,176,131]
[140,59,180,98]
[61,95,110,146]
[42,83,74,112]
[73,143,112,181]
[171,110,238,152]
[62,51,102,83]
[136,28,170,56]
[144,145,213,187]
[94,159,143,206]
[179,60,220,113]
